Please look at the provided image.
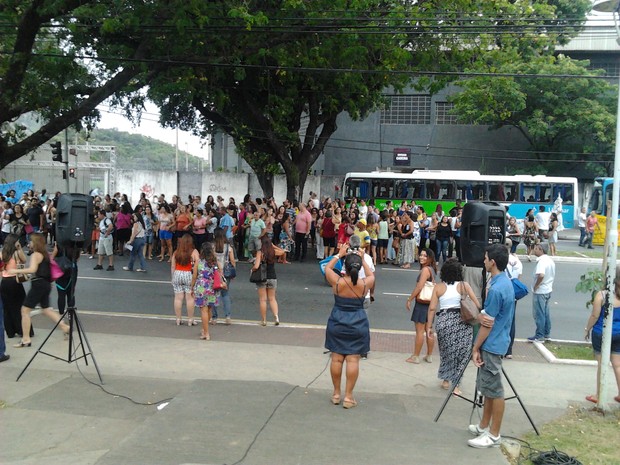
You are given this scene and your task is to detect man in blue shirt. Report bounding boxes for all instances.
[468,243,515,449]
[218,206,235,245]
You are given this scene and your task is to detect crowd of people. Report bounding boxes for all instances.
[0,186,618,449]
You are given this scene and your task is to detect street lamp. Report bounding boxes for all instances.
[592,0,620,411]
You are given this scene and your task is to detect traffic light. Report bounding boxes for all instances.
[51,141,62,162]
[69,167,76,178]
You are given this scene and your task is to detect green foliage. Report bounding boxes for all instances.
[575,268,604,309]
[450,54,616,178]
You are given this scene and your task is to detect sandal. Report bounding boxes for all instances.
[441,380,450,390]
[331,395,341,405]
[585,395,598,403]
[14,340,32,348]
[342,399,358,409]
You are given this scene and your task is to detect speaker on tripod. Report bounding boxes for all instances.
[459,201,506,267]
[56,193,93,248]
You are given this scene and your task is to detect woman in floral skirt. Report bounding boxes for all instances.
[192,242,220,340]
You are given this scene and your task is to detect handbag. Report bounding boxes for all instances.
[459,282,479,325]
[24,224,34,234]
[49,258,64,282]
[511,278,529,301]
[416,268,436,304]
[14,252,30,283]
[223,244,236,279]
[249,261,267,283]
[213,267,227,291]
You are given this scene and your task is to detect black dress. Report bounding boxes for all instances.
[1,277,33,338]
[325,280,370,355]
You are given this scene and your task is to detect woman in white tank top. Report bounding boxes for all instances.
[428,259,480,395]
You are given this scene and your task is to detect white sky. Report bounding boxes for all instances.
[97,102,209,160]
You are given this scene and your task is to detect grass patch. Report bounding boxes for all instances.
[506,406,620,465]
[546,342,594,361]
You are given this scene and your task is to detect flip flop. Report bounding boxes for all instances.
[585,395,598,403]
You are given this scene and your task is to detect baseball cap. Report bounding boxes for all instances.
[358,218,367,225]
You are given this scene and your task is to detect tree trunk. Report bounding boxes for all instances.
[255,172,274,199]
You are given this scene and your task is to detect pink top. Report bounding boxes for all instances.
[295,210,312,234]
[193,217,207,234]
[115,212,132,230]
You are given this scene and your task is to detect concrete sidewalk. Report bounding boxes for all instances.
[0,314,609,465]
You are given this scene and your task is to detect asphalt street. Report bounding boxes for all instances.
[66,235,599,342]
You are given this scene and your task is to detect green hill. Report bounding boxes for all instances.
[81,128,205,171]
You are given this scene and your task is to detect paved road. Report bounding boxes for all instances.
[68,234,599,342]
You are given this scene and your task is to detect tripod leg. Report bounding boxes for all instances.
[16,315,64,382]
[502,367,539,435]
[71,309,104,384]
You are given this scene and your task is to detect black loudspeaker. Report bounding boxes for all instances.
[459,201,506,267]
[56,193,93,247]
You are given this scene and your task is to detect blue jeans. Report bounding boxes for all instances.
[532,293,551,339]
[127,237,146,270]
[0,296,6,357]
[578,227,586,246]
[212,284,232,319]
[436,239,449,262]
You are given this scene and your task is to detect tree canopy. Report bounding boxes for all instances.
[1,0,596,198]
[450,55,616,177]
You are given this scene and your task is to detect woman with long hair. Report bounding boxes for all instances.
[192,208,208,251]
[6,233,69,347]
[143,204,158,260]
[123,207,147,272]
[192,242,220,340]
[523,213,538,261]
[548,212,559,256]
[170,233,199,326]
[158,204,174,262]
[584,266,620,404]
[405,249,438,364]
[427,258,481,395]
[277,212,293,264]
[212,228,236,325]
[10,203,28,246]
[251,235,280,326]
[324,244,375,408]
[1,234,32,338]
[115,202,133,256]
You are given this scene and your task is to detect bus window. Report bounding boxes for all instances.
[395,180,424,199]
[589,187,603,214]
[425,180,455,200]
[456,181,486,201]
[521,183,551,202]
[345,179,370,199]
[552,184,574,205]
[372,179,393,199]
[488,182,517,202]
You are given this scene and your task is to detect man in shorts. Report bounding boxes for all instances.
[93,209,115,271]
[468,243,515,448]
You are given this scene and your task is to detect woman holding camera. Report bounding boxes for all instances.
[324,244,374,409]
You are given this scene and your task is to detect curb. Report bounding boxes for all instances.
[529,339,597,366]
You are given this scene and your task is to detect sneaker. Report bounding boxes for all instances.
[122,266,132,271]
[467,432,501,448]
[106,265,115,271]
[93,264,103,270]
[136,269,146,272]
[468,424,489,436]
[88,255,94,259]
[225,317,231,326]
[0,354,10,363]
[527,336,545,343]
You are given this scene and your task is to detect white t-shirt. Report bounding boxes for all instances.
[358,205,368,220]
[506,253,523,279]
[533,254,555,294]
[578,211,587,228]
[535,211,550,231]
[1,208,13,233]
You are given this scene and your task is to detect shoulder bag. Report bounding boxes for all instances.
[511,278,529,301]
[459,282,479,325]
[49,258,64,282]
[249,259,267,283]
[223,244,236,279]
[14,251,30,283]
[416,268,436,304]
[213,266,227,291]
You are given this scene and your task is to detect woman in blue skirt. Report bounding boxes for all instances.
[324,244,375,409]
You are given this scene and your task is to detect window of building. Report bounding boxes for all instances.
[435,102,460,125]
[381,95,431,124]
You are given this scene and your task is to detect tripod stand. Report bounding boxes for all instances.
[17,246,103,383]
[433,349,539,436]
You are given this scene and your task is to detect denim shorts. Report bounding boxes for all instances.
[591,331,620,355]
[476,351,504,398]
[256,279,277,289]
